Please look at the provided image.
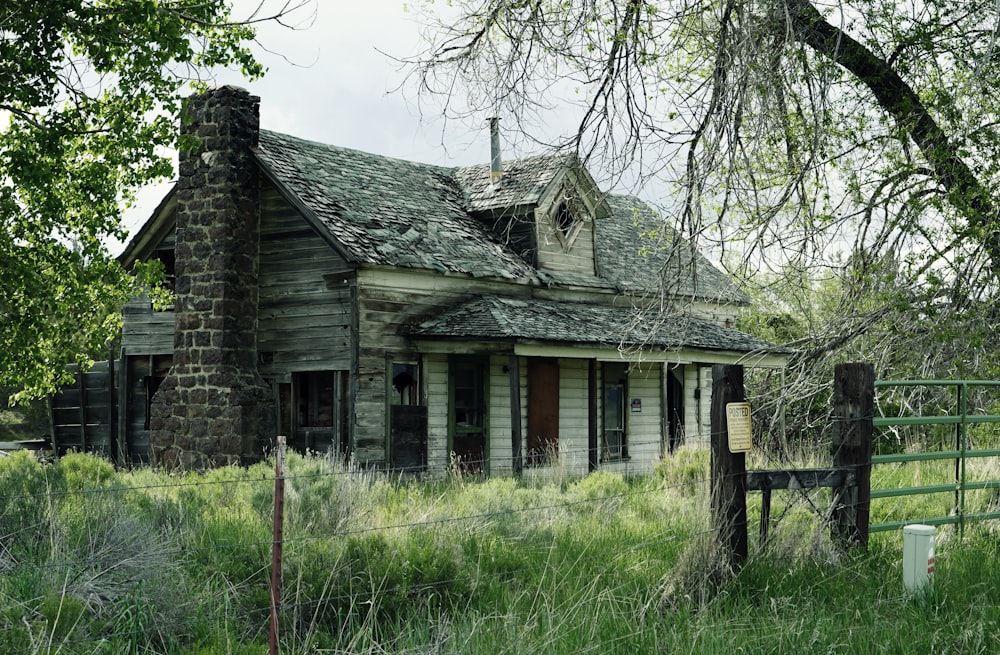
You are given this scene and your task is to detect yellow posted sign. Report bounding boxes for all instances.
[726,402,752,453]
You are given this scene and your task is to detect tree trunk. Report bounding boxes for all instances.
[786,0,1000,269]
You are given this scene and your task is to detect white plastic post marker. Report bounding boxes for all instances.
[902,524,936,594]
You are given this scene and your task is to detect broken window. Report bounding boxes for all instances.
[389,361,426,471]
[391,362,419,405]
[551,187,585,248]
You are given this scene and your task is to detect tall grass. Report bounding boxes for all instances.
[2,448,1000,654]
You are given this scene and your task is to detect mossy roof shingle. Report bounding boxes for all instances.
[405,295,776,354]
[254,129,748,303]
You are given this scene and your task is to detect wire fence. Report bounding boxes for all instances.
[2,447,743,654]
[4,413,993,653]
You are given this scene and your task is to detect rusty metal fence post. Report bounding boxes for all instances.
[269,435,287,655]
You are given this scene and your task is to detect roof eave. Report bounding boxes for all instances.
[117,186,177,269]
[253,149,360,266]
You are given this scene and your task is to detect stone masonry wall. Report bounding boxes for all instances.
[149,86,275,468]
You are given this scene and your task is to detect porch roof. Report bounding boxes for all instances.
[404,295,781,355]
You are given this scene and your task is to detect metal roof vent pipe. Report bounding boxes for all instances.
[489,117,503,186]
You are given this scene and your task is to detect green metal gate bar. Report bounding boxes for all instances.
[871,380,1000,535]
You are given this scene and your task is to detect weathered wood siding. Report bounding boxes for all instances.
[425,353,449,469]
[420,353,669,477]
[121,296,174,356]
[531,170,599,277]
[680,364,713,447]
[627,363,664,467]
[533,208,597,276]
[49,361,117,459]
[257,181,355,377]
[546,358,586,474]
[354,270,527,465]
[599,362,663,475]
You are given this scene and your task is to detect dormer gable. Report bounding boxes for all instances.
[532,165,610,276]
[454,154,611,278]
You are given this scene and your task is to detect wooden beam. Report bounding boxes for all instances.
[710,364,748,567]
[509,355,523,475]
[832,362,875,549]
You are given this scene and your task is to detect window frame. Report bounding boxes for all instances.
[602,361,629,461]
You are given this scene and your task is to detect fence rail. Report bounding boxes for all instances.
[870,379,1000,535]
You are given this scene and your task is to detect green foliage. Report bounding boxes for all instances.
[7,452,1000,652]
[0,1,299,400]
[655,448,708,495]
[38,592,89,644]
[0,450,64,560]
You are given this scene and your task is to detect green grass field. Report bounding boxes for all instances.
[2,448,999,654]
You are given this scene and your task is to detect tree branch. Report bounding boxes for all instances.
[785,0,1000,272]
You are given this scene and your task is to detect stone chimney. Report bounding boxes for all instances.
[149,86,274,469]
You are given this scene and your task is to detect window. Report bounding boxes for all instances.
[389,361,426,471]
[603,362,628,460]
[550,188,585,248]
[391,363,419,405]
[298,371,336,428]
[281,370,349,455]
[555,201,576,238]
[449,357,488,471]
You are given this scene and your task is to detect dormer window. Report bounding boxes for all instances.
[555,201,575,238]
[551,191,585,249]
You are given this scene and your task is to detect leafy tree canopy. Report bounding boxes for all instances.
[409,0,1000,379]
[0,1,307,402]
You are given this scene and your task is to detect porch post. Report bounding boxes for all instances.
[588,359,599,472]
[509,355,523,475]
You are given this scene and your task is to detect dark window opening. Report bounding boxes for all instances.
[450,357,487,472]
[282,370,349,456]
[555,201,576,238]
[298,371,335,428]
[391,363,419,406]
[389,361,426,471]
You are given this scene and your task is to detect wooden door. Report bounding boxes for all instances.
[527,358,559,464]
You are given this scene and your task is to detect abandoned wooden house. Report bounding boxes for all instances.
[50,86,785,473]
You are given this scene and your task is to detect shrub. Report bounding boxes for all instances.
[655,448,709,495]
[0,451,63,560]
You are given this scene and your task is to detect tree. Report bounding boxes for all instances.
[0,1,310,401]
[408,0,1000,401]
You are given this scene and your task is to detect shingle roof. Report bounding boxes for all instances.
[254,130,748,303]
[255,131,538,281]
[597,196,751,304]
[452,154,572,212]
[405,295,777,354]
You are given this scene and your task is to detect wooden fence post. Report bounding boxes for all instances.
[711,364,748,568]
[831,363,874,549]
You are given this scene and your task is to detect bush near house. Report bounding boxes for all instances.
[1,450,1000,654]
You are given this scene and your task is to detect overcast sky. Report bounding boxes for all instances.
[119,1,509,247]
